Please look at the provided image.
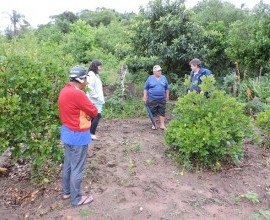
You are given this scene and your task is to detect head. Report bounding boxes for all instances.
[189,58,202,72]
[153,65,162,77]
[69,65,88,89]
[88,59,102,74]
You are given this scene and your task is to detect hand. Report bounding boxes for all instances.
[166,97,169,102]
[143,97,147,104]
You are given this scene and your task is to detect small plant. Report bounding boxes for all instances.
[128,159,136,175]
[144,159,157,166]
[234,195,244,205]
[80,208,90,219]
[245,191,259,204]
[256,109,270,147]
[266,189,270,197]
[134,143,141,153]
[249,210,270,220]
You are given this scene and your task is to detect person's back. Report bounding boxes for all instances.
[58,66,98,207]
[59,83,95,131]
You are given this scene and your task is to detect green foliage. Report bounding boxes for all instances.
[103,88,146,119]
[129,0,210,76]
[0,34,73,183]
[245,191,260,204]
[244,101,269,116]
[193,0,247,27]
[256,109,270,143]
[62,19,95,63]
[94,21,132,59]
[79,8,121,27]
[226,3,270,71]
[249,210,270,220]
[165,76,250,169]
[248,76,270,100]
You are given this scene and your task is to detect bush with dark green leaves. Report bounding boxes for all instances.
[165,76,251,169]
[0,36,73,183]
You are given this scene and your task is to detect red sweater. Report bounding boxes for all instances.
[58,83,98,132]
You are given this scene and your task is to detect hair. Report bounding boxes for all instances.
[88,59,102,74]
[189,58,202,67]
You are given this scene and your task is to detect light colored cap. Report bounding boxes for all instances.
[153,65,162,71]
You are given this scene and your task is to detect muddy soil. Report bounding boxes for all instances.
[0,118,270,220]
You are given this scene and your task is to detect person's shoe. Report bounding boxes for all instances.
[91,135,98,140]
[77,195,94,206]
[63,194,70,199]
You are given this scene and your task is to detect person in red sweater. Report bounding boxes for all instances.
[58,66,98,206]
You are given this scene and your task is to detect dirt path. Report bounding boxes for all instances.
[1,118,270,220]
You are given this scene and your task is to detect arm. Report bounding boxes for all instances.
[143,89,148,104]
[143,78,150,104]
[86,74,99,99]
[165,77,170,101]
[77,91,98,118]
[166,90,169,102]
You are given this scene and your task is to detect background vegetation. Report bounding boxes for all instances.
[1,0,270,181]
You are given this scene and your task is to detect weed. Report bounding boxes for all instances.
[121,139,141,154]
[234,195,244,205]
[245,191,260,204]
[80,208,90,219]
[134,143,141,153]
[266,189,270,197]
[144,159,157,166]
[128,159,136,175]
[249,210,270,220]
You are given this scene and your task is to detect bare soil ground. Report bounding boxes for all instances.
[0,118,270,220]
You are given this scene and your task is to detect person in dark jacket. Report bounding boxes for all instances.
[188,58,212,93]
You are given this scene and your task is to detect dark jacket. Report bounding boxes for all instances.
[189,68,212,93]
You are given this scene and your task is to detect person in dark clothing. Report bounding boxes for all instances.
[188,58,212,94]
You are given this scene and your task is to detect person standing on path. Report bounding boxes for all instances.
[58,65,98,206]
[143,65,170,130]
[86,60,105,140]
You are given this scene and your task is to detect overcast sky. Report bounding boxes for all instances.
[0,0,269,31]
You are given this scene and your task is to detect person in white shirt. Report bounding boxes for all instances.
[86,60,105,140]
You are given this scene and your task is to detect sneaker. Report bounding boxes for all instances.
[91,135,98,140]
[63,194,70,199]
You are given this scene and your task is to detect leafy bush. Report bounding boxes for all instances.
[165,76,251,169]
[0,35,73,183]
[256,109,270,146]
[244,100,269,116]
[248,76,270,101]
[103,87,146,119]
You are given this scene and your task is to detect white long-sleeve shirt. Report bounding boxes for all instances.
[86,71,105,112]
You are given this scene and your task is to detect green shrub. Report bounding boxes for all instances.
[256,109,270,146]
[165,76,251,169]
[244,100,269,116]
[249,76,270,101]
[103,87,146,119]
[0,36,73,183]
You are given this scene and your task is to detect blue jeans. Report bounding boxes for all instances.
[62,144,88,206]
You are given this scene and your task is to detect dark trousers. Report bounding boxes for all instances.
[90,113,101,135]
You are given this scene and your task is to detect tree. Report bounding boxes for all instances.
[62,19,95,63]
[79,8,120,27]
[50,11,78,33]
[225,2,270,73]
[5,10,30,37]
[129,0,210,80]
